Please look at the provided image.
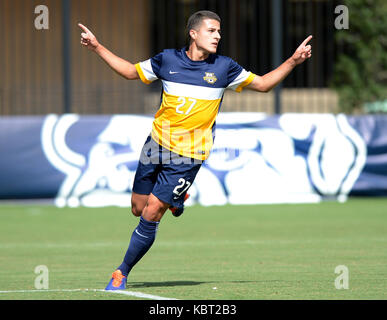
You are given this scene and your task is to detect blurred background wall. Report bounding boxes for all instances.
[0,0,384,116]
[1,0,150,115]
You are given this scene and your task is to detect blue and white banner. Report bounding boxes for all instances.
[1,113,386,207]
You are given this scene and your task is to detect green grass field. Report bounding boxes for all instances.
[0,198,386,300]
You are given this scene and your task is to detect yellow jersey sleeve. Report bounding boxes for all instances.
[227,70,256,92]
[135,59,158,84]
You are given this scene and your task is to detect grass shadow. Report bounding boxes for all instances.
[128,280,258,289]
[129,280,205,288]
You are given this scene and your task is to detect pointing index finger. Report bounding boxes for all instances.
[302,35,313,46]
[78,23,91,34]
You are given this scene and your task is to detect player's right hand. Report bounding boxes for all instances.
[78,23,100,51]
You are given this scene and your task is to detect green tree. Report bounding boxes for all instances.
[331,0,387,113]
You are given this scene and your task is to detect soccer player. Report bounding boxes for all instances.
[78,10,312,290]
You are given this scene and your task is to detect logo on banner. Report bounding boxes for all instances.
[41,114,367,207]
[41,114,152,207]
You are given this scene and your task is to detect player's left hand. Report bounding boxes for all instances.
[291,35,312,65]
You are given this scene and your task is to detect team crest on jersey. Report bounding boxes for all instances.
[203,72,217,84]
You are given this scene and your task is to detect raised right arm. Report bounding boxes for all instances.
[78,23,139,80]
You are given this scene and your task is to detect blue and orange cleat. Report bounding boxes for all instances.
[105,269,127,290]
[169,193,190,217]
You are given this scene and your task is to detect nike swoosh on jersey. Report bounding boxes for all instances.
[169,71,179,74]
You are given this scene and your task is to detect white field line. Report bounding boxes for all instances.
[0,289,178,300]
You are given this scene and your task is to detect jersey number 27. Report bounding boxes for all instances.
[176,97,196,115]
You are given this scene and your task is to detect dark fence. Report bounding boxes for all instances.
[1,0,342,116]
[151,0,338,89]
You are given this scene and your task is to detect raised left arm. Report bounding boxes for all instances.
[247,35,312,92]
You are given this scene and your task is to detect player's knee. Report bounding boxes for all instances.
[131,193,149,217]
[142,200,169,222]
[131,203,143,217]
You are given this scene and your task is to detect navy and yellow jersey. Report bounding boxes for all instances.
[135,47,256,160]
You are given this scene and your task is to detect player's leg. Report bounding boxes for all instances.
[130,135,161,217]
[163,152,203,217]
[110,194,169,286]
[105,194,167,291]
[106,141,202,290]
[131,192,149,217]
[105,136,160,290]
[141,192,170,222]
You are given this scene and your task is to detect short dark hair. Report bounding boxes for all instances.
[186,10,221,43]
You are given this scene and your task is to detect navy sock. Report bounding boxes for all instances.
[118,216,159,277]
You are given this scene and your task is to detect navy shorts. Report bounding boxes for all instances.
[132,135,203,208]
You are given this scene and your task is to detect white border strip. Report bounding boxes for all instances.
[162,80,224,100]
[0,289,178,300]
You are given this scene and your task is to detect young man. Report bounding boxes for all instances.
[78,10,312,290]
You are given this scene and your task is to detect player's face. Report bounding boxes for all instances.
[192,19,221,54]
